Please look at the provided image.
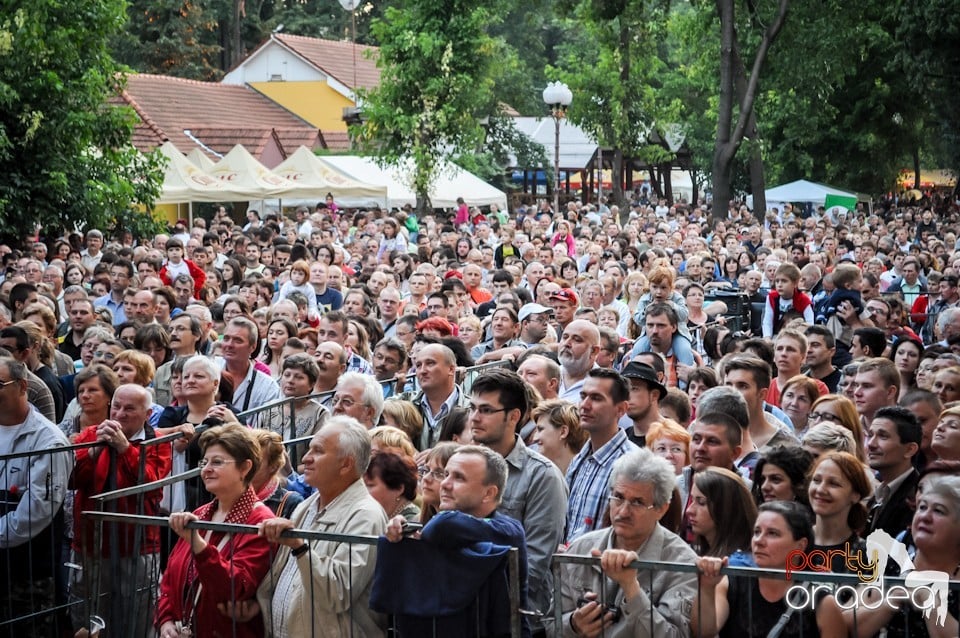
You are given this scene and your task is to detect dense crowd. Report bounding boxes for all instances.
[2,190,960,637]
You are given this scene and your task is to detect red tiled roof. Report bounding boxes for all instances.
[273,33,380,92]
[319,131,351,151]
[119,74,321,159]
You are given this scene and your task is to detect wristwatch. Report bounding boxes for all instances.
[292,543,310,558]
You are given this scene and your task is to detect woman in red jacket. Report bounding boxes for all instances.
[155,423,275,638]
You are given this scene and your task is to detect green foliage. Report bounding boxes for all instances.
[354,0,504,212]
[452,114,549,190]
[896,0,960,180]
[0,0,163,241]
[111,0,222,79]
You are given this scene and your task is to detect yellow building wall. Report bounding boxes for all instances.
[154,203,188,226]
[249,81,354,132]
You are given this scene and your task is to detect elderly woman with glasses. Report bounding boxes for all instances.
[156,424,274,638]
[546,448,699,638]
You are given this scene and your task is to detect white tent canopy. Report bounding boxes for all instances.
[272,147,388,206]
[310,155,508,210]
[156,144,507,211]
[765,179,857,205]
[207,145,297,199]
[156,142,237,204]
[186,147,217,171]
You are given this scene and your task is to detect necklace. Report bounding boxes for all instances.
[391,498,408,517]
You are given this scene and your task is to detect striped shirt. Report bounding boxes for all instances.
[564,429,639,543]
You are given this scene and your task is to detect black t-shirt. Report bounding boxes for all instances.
[719,575,819,638]
[810,366,842,393]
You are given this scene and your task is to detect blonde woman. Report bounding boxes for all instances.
[530,399,586,474]
[381,398,424,444]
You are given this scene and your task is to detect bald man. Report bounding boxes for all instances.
[558,319,601,401]
[411,344,468,450]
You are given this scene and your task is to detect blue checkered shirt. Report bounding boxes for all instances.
[564,429,639,543]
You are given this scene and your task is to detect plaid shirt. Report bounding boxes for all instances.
[564,429,639,543]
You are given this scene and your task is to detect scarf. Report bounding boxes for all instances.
[183,486,261,608]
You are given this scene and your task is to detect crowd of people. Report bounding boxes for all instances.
[1,191,960,637]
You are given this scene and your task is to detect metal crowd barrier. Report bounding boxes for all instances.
[75,510,524,638]
[550,552,960,638]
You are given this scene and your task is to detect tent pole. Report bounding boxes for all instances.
[188,202,193,228]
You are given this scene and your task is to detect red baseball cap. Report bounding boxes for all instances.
[550,288,579,305]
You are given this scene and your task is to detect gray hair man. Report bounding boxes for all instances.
[549,449,698,637]
[258,417,387,637]
[332,372,385,428]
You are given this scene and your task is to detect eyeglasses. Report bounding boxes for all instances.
[417,466,446,481]
[0,379,18,388]
[608,492,656,512]
[331,395,357,408]
[808,411,840,423]
[467,405,507,416]
[93,351,117,361]
[652,443,686,456]
[198,458,237,470]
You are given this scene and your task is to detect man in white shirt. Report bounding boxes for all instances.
[218,317,280,424]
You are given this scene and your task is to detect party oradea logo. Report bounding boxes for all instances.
[783,529,950,627]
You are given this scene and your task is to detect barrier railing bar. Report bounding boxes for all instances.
[0,439,102,462]
[91,468,201,502]
[508,548,521,638]
[553,553,960,590]
[80,511,379,545]
[237,390,334,419]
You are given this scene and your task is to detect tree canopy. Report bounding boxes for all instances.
[95,0,960,209]
[0,0,164,241]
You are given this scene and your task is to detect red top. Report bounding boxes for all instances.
[160,258,208,298]
[72,424,172,556]
[155,488,275,638]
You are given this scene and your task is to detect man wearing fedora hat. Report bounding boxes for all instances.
[621,361,668,447]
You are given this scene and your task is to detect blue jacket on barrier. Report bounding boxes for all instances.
[370,510,531,638]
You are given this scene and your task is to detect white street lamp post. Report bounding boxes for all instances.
[542,81,572,215]
[338,0,361,94]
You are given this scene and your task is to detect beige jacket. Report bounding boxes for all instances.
[257,479,387,638]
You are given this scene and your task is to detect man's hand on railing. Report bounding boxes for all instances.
[596,548,641,602]
[217,600,261,623]
[95,419,130,455]
[259,517,302,549]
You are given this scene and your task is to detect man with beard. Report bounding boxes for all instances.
[621,361,667,447]
[636,303,685,388]
[558,320,601,402]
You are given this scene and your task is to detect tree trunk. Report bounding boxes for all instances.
[711,0,737,223]
[712,0,789,223]
[232,0,244,67]
[663,162,674,203]
[734,46,767,221]
[612,149,625,209]
[649,166,663,199]
[913,147,921,190]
